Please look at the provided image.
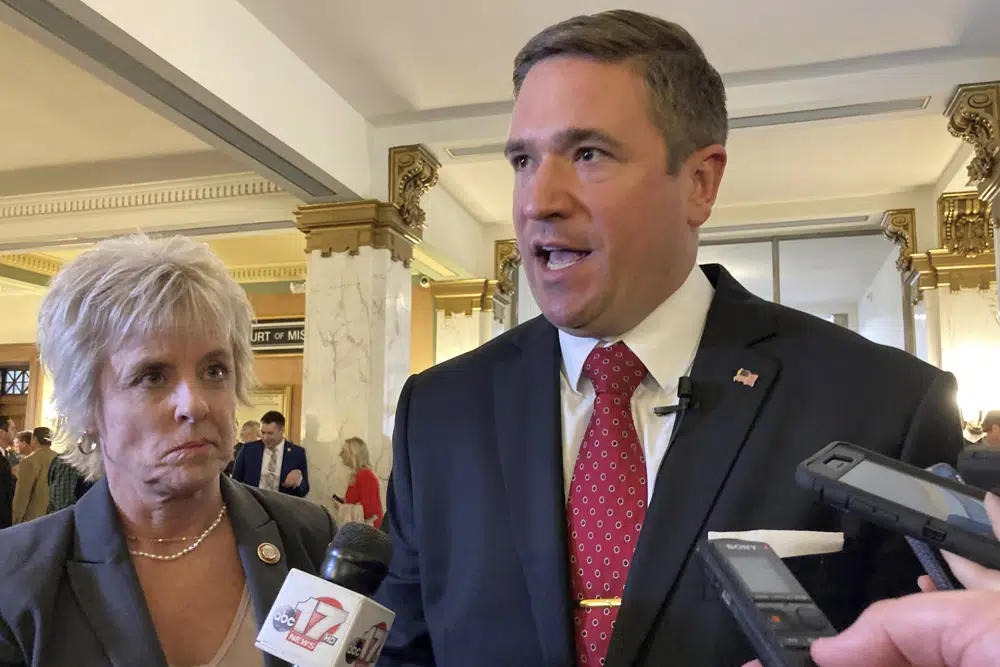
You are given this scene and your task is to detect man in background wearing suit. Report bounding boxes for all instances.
[232,411,309,497]
[374,10,964,667]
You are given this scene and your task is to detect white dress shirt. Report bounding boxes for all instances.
[559,267,714,503]
[259,439,285,492]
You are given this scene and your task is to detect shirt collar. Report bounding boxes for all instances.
[559,265,714,394]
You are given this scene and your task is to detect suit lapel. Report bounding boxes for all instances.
[607,266,781,667]
[222,476,294,667]
[66,478,167,667]
[494,318,574,666]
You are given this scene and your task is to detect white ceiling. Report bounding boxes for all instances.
[239,0,1000,118]
[0,21,229,174]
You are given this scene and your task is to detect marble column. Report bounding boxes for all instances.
[295,145,439,513]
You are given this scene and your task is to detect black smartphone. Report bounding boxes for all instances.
[905,463,965,591]
[698,539,836,667]
[797,442,1000,570]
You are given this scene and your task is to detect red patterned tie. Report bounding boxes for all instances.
[567,342,649,667]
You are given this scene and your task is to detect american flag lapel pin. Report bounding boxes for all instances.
[733,368,759,387]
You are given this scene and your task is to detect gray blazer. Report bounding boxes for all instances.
[0,475,335,666]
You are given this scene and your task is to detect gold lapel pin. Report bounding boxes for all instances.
[258,542,281,564]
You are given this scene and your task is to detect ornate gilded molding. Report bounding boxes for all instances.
[494,239,522,297]
[947,83,1000,202]
[430,279,494,317]
[0,173,283,220]
[909,250,996,293]
[389,145,441,231]
[0,253,62,277]
[228,263,308,284]
[938,193,995,257]
[295,200,420,266]
[908,193,996,295]
[881,209,917,271]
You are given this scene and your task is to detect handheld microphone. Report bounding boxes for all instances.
[653,376,696,417]
[255,522,395,667]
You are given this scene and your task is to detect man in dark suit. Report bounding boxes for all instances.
[232,411,309,498]
[374,10,963,667]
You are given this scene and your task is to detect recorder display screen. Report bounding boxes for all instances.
[728,551,799,596]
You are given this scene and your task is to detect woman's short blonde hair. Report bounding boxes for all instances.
[37,234,257,481]
[342,437,371,472]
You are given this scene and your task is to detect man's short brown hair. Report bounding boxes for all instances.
[513,9,727,174]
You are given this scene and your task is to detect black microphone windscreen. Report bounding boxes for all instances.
[331,521,393,568]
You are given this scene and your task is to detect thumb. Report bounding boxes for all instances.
[810,591,1000,667]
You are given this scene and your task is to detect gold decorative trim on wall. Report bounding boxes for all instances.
[947,82,1000,204]
[938,193,995,256]
[905,193,996,295]
[389,145,441,232]
[881,209,917,271]
[0,253,62,277]
[431,279,494,317]
[228,263,308,283]
[295,200,421,266]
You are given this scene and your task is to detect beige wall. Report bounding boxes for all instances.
[0,294,44,344]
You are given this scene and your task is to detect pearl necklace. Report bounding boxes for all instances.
[127,506,226,561]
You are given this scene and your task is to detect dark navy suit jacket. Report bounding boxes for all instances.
[374,264,964,667]
[233,440,310,498]
[0,475,334,666]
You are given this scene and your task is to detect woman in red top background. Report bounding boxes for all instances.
[340,437,383,529]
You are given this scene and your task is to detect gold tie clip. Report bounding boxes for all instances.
[577,598,622,609]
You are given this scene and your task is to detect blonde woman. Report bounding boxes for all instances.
[0,234,334,666]
[337,437,382,529]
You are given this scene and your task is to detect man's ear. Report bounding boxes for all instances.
[685,144,727,229]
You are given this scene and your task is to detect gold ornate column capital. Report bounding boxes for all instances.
[295,199,420,266]
[938,192,995,257]
[389,145,441,231]
[881,209,917,272]
[946,82,1000,203]
[909,192,996,294]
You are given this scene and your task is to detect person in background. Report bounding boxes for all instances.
[10,430,30,478]
[336,437,383,529]
[232,411,309,497]
[0,234,334,666]
[1,416,19,472]
[11,427,57,524]
[224,420,260,477]
[0,443,12,528]
[981,410,1000,447]
[47,444,95,513]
